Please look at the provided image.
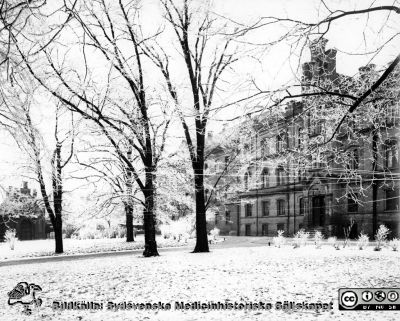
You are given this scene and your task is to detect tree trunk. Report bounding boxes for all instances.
[372,130,378,238]
[54,217,63,254]
[125,203,135,242]
[193,164,210,253]
[142,187,159,257]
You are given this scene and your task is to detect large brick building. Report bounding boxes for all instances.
[214,39,399,238]
[0,182,48,241]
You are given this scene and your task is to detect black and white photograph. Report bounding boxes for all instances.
[0,0,399,320]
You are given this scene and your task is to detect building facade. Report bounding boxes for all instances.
[0,182,48,241]
[215,39,400,238]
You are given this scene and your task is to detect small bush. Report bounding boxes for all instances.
[4,229,17,250]
[374,225,390,251]
[293,229,309,248]
[273,230,285,248]
[63,224,79,239]
[314,231,323,249]
[388,238,400,251]
[209,227,220,239]
[327,236,339,250]
[357,232,369,250]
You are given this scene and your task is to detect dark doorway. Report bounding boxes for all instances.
[312,196,325,227]
[349,222,358,239]
[245,224,251,236]
[20,219,33,240]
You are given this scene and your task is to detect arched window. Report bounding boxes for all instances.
[276,132,286,153]
[299,197,305,215]
[261,168,269,188]
[276,166,285,185]
[385,140,398,169]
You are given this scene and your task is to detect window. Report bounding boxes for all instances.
[214,211,219,224]
[224,156,230,166]
[225,210,231,223]
[244,172,249,190]
[276,133,286,153]
[312,153,324,169]
[298,162,306,181]
[261,139,270,156]
[277,199,286,216]
[245,224,251,236]
[347,196,358,213]
[386,105,399,125]
[245,203,252,217]
[261,168,269,188]
[277,223,285,232]
[347,149,359,170]
[385,140,398,169]
[262,201,270,216]
[299,197,305,215]
[250,135,257,154]
[261,224,268,236]
[311,119,322,135]
[386,189,399,211]
[297,127,303,148]
[276,166,285,185]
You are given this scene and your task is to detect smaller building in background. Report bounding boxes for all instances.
[0,181,48,241]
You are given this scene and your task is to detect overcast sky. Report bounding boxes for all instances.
[0,0,398,208]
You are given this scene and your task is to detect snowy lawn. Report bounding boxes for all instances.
[1,244,399,321]
[0,235,193,260]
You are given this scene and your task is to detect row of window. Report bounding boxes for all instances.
[244,223,287,236]
[348,190,399,212]
[244,166,286,190]
[245,137,398,170]
[240,190,398,220]
[244,199,306,217]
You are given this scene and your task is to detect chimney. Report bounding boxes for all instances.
[32,189,37,198]
[23,181,28,189]
[207,131,213,139]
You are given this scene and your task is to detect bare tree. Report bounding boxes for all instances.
[144,0,247,252]
[6,89,75,253]
[238,1,400,139]
[14,0,172,257]
[74,144,142,242]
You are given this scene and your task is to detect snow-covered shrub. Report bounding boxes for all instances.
[4,229,17,250]
[314,231,323,249]
[63,224,78,239]
[159,218,193,243]
[388,238,400,251]
[374,225,390,251]
[159,224,172,239]
[118,226,126,239]
[357,232,369,250]
[78,226,102,239]
[273,230,285,248]
[327,236,339,250]
[209,227,220,240]
[293,229,309,248]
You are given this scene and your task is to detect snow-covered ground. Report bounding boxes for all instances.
[0,236,193,260]
[1,243,399,321]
